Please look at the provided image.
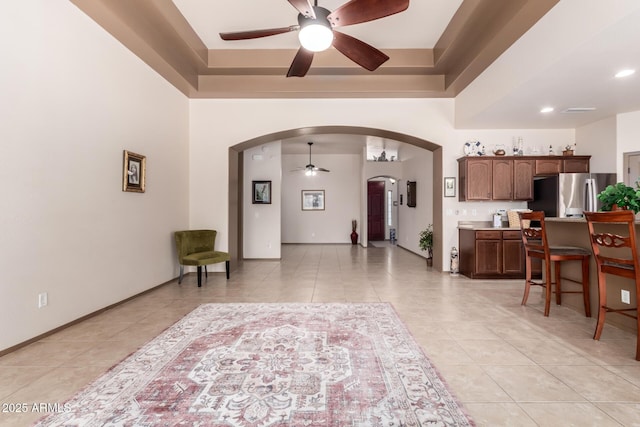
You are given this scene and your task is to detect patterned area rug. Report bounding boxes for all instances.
[35,303,474,426]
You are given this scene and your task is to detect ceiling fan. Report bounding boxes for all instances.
[292,142,330,176]
[219,0,410,77]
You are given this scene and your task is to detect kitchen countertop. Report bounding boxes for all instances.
[544,217,586,223]
[457,221,521,230]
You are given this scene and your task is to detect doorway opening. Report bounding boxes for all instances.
[229,126,444,271]
[367,176,399,245]
[623,151,640,186]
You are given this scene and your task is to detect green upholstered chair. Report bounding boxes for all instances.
[174,230,230,287]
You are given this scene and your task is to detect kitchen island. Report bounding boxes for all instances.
[544,217,638,333]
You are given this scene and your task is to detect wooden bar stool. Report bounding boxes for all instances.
[584,210,640,361]
[519,211,591,317]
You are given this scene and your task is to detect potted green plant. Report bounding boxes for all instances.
[419,224,434,267]
[596,182,640,214]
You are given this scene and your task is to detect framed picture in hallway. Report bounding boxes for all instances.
[407,181,416,207]
[122,150,146,193]
[444,177,456,197]
[252,180,271,204]
[302,190,325,211]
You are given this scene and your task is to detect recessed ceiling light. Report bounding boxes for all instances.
[615,69,636,78]
[562,107,596,113]
[540,107,554,113]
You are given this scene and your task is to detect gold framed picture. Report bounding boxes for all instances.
[122,150,146,193]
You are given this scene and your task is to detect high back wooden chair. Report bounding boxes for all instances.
[519,211,591,317]
[584,210,640,361]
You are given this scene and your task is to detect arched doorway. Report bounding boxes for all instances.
[228,126,444,271]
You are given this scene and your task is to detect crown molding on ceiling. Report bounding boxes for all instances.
[70,0,557,99]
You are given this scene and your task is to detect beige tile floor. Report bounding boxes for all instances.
[1,243,640,426]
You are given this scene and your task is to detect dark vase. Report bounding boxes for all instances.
[350,231,358,245]
[426,258,433,268]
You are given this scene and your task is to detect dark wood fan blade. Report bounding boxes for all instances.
[286,47,314,77]
[327,0,409,28]
[287,0,316,18]
[220,26,297,40]
[332,31,389,71]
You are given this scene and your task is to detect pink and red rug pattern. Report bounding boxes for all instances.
[35,303,474,426]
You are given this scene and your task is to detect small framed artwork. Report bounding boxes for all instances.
[407,181,416,207]
[252,180,272,204]
[302,190,325,211]
[122,150,146,193]
[444,177,456,197]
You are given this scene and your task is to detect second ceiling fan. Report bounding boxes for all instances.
[291,142,330,176]
[219,0,410,77]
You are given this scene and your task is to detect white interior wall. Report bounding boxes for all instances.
[243,142,282,258]
[281,154,361,243]
[0,1,189,351]
[397,150,434,256]
[575,116,618,174]
[617,111,640,179]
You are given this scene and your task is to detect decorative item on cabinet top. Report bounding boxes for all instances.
[463,140,482,156]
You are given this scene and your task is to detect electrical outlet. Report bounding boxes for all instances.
[38,292,48,308]
[621,289,631,304]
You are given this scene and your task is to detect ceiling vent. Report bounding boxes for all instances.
[561,107,596,113]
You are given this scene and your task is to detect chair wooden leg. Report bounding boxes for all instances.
[544,260,552,317]
[635,281,640,361]
[593,271,607,340]
[178,265,184,284]
[522,256,532,306]
[555,261,562,306]
[226,260,230,280]
[197,266,202,287]
[205,265,208,278]
[582,256,591,317]
[636,321,640,361]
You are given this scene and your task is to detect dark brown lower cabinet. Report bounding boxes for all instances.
[459,229,541,279]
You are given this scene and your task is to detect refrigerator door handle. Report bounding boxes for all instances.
[585,178,597,212]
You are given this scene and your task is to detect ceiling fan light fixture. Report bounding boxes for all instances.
[298,23,333,52]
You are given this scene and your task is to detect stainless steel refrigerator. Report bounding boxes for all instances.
[527,173,617,217]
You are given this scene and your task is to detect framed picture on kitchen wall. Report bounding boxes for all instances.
[252,180,271,204]
[301,190,325,211]
[444,177,456,197]
[407,181,416,207]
